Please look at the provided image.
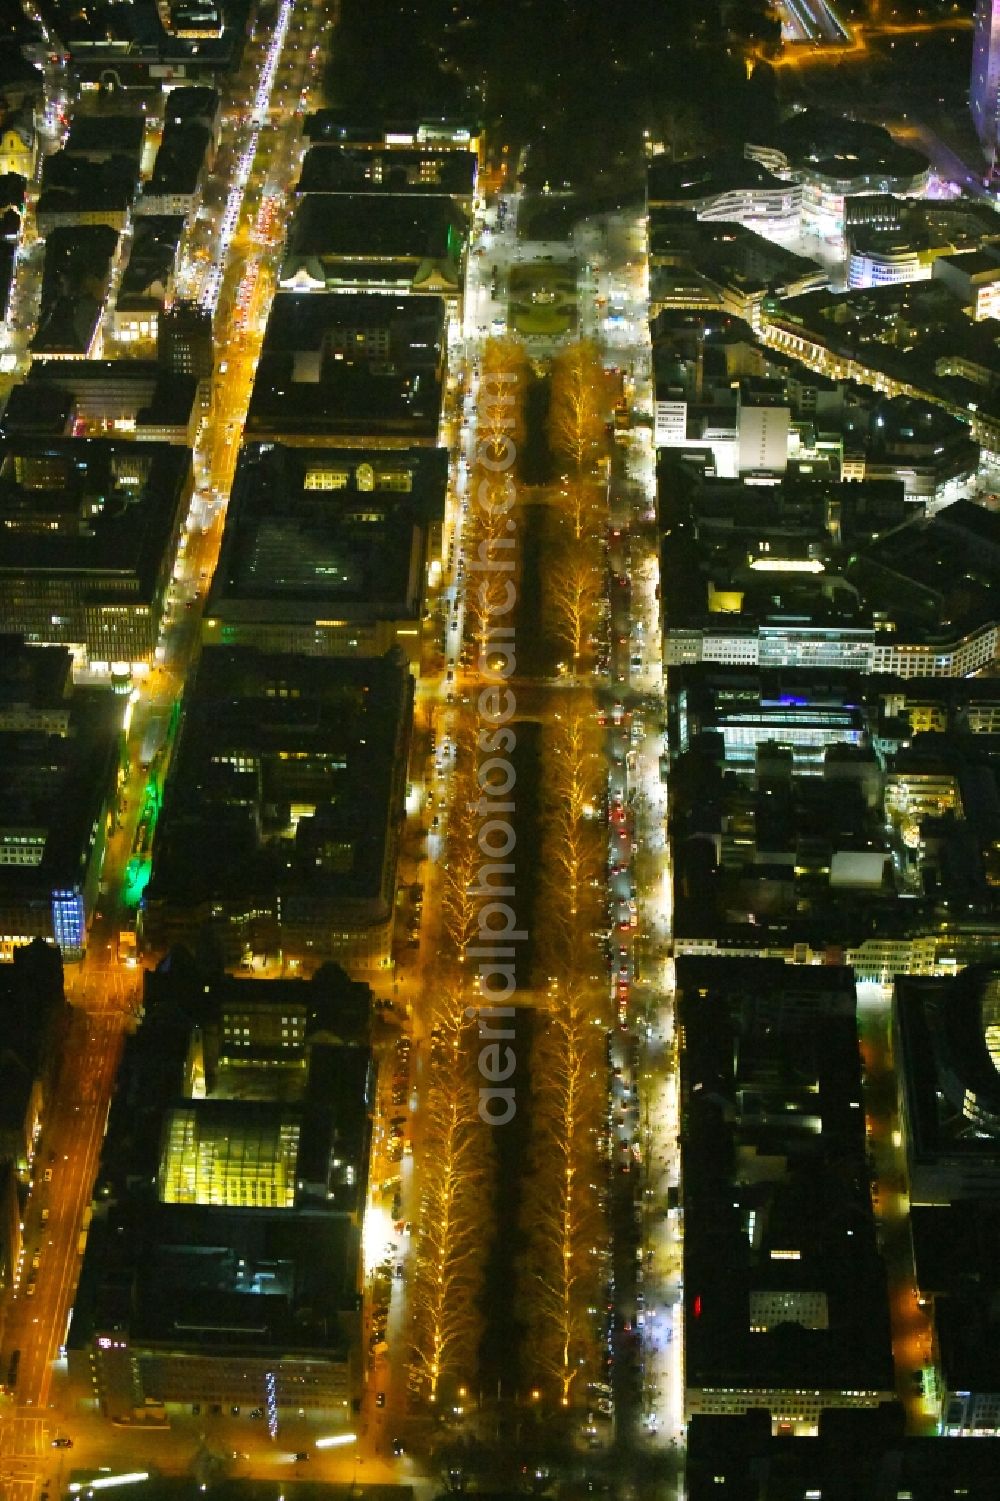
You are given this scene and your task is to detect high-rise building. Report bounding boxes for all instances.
[971,0,1000,169]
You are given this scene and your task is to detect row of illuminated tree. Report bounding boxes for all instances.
[407,338,613,1417]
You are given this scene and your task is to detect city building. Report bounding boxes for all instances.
[157,300,214,389]
[62,4,247,88]
[761,279,1000,453]
[0,640,123,960]
[648,152,802,237]
[648,210,826,326]
[736,377,790,476]
[660,462,1000,676]
[246,291,446,447]
[678,957,895,1430]
[303,112,482,165]
[112,215,186,349]
[972,0,1000,169]
[68,955,373,1424]
[934,246,1000,321]
[747,113,931,240]
[911,1199,1000,1436]
[2,361,198,445]
[668,664,1000,976]
[31,225,121,361]
[0,938,68,1172]
[278,193,466,298]
[141,646,413,970]
[202,442,447,666]
[296,142,477,208]
[137,118,213,222]
[894,966,1000,1204]
[0,436,192,666]
[686,1406,1000,1499]
[0,106,35,180]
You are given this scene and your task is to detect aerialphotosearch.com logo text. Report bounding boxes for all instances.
[464,367,522,1127]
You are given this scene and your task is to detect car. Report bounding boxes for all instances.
[376,1392,386,1407]
[294,1452,310,1462]
[51,1438,73,1449]
[392,1438,405,1456]
[43,1168,52,1183]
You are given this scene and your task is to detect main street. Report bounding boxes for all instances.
[0,2,332,1494]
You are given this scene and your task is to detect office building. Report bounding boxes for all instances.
[894,966,1000,1205]
[0,640,123,961]
[678,958,894,1430]
[0,938,67,1173]
[2,361,198,446]
[687,1406,1000,1499]
[141,646,413,971]
[157,302,214,384]
[246,292,446,446]
[736,377,789,475]
[0,437,192,667]
[69,958,373,1424]
[203,442,447,666]
[911,1200,1000,1436]
[279,193,466,297]
[659,464,1000,677]
[31,226,121,361]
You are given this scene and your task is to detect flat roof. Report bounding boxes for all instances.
[297,144,476,198]
[285,192,465,260]
[209,442,446,621]
[678,958,894,1394]
[146,646,412,911]
[0,436,191,593]
[0,674,122,901]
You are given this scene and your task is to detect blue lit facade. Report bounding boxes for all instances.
[51,888,85,960]
[972,0,1000,168]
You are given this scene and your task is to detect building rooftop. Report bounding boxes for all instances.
[118,214,185,306]
[896,966,1000,1182]
[0,435,190,591]
[32,224,120,358]
[297,144,476,198]
[145,645,412,918]
[755,109,929,188]
[687,1406,1000,1500]
[285,191,465,262]
[246,291,445,442]
[145,119,210,197]
[206,442,446,629]
[648,150,791,205]
[0,639,122,911]
[678,957,894,1400]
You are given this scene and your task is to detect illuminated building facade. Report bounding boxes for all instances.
[69,963,373,1423]
[0,437,192,669]
[159,1104,301,1209]
[973,0,1000,169]
[0,639,121,959]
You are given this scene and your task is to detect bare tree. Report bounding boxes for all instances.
[519,977,606,1407]
[557,475,606,544]
[542,710,604,944]
[439,718,486,965]
[548,340,608,476]
[547,541,602,677]
[408,974,493,1407]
